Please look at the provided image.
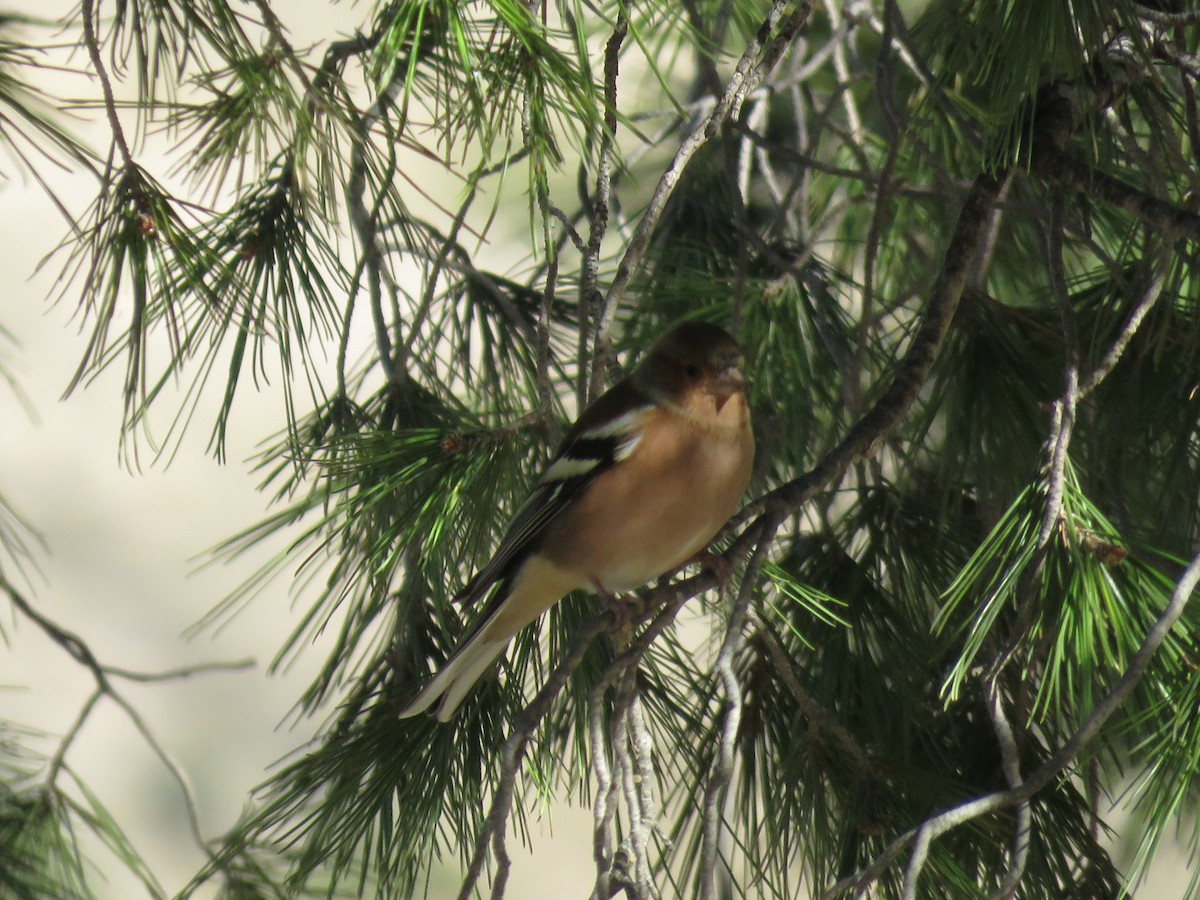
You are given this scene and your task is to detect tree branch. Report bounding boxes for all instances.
[460,588,695,899]
[1033,148,1200,245]
[984,679,1031,900]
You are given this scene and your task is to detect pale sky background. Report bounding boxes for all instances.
[0,2,1193,898]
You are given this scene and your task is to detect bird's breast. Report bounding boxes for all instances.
[540,402,753,593]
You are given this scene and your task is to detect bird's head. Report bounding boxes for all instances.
[635,321,748,412]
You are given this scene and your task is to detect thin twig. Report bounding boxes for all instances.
[626,690,658,892]
[984,678,1031,900]
[614,665,651,897]
[346,71,410,388]
[103,658,255,681]
[1077,250,1171,401]
[597,0,814,346]
[3,576,243,859]
[458,612,614,900]
[590,669,620,899]
[1040,196,1081,549]
[592,598,692,898]
[45,687,102,785]
[548,202,587,253]
[759,627,873,774]
[80,0,133,169]
[462,589,693,900]
[581,13,627,403]
[700,520,776,900]
[588,614,648,899]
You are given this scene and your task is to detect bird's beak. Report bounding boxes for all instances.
[713,360,746,397]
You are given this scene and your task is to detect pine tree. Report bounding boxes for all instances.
[4,0,1200,897]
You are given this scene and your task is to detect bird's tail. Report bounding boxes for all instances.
[399,556,580,722]
[398,568,509,721]
[398,625,508,722]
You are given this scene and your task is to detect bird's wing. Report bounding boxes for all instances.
[454,379,653,607]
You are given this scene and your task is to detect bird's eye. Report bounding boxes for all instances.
[685,363,702,380]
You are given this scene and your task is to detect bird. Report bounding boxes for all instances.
[399,320,754,721]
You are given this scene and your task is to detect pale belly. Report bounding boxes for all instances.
[591,516,726,592]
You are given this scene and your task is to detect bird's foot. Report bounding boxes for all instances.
[593,580,650,648]
[691,549,734,590]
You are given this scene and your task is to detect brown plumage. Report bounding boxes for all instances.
[400,321,754,721]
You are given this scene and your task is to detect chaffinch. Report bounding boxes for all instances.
[400,320,754,721]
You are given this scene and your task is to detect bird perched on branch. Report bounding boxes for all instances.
[400,320,754,721]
